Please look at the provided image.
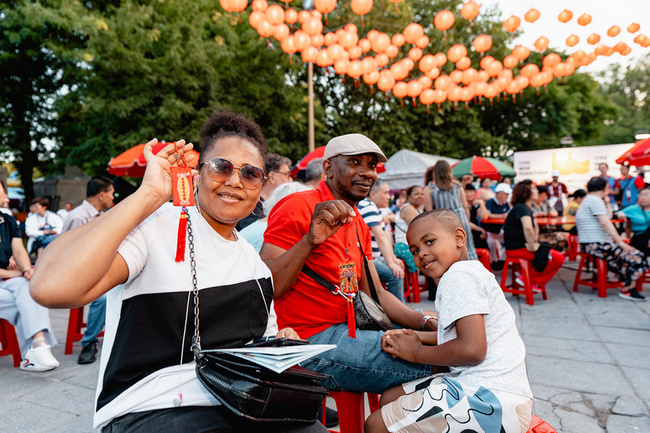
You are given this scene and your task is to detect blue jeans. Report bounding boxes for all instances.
[302,324,433,395]
[81,294,106,347]
[374,256,404,303]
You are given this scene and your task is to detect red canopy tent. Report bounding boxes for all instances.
[108,142,199,177]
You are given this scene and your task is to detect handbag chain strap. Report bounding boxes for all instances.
[186,212,202,356]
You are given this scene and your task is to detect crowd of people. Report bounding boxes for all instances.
[3,111,649,432]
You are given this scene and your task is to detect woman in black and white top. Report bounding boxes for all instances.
[576,176,647,301]
[29,111,327,432]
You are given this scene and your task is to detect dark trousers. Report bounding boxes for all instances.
[104,406,328,433]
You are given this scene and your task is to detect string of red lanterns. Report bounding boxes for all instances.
[238,0,649,110]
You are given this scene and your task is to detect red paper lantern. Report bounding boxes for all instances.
[460,0,480,21]
[434,10,455,32]
[524,8,540,23]
[577,13,591,26]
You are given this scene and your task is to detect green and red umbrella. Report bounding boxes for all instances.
[451,156,515,181]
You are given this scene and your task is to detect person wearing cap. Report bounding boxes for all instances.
[261,133,435,395]
[481,183,512,270]
[617,164,645,209]
[563,189,587,233]
[547,169,568,214]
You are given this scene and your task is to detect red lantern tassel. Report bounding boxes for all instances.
[347,298,356,339]
[175,208,188,262]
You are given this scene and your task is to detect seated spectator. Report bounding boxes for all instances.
[358,181,405,302]
[482,183,512,270]
[57,202,73,223]
[237,153,292,230]
[30,111,325,432]
[366,209,532,433]
[390,189,407,213]
[503,180,565,290]
[304,158,325,189]
[0,181,59,372]
[240,182,311,252]
[25,197,63,256]
[394,185,425,273]
[478,177,496,202]
[617,186,650,256]
[576,177,648,301]
[532,185,559,217]
[563,189,587,233]
[464,183,489,250]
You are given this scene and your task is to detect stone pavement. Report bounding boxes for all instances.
[1,264,649,432]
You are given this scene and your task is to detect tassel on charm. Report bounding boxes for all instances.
[347,297,356,339]
[175,207,188,262]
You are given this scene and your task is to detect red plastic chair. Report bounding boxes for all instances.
[527,414,557,433]
[324,391,380,433]
[500,256,548,306]
[573,253,622,298]
[476,248,492,271]
[0,318,22,367]
[65,306,104,355]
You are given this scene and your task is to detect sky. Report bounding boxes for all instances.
[478,0,650,73]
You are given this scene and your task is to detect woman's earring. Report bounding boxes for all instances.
[251,201,265,217]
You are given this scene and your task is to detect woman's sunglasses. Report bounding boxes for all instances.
[199,157,267,190]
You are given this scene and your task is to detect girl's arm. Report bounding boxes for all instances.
[30,140,196,308]
[401,205,417,225]
[382,314,487,365]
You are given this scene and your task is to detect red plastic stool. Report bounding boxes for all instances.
[324,391,380,433]
[402,261,421,303]
[65,306,104,355]
[572,253,622,298]
[564,234,580,262]
[500,256,548,306]
[476,248,492,271]
[636,269,649,292]
[0,318,21,367]
[527,414,557,433]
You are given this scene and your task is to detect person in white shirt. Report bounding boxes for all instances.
[29,111,325,433]
[25,197,63,256]
[57,202,73,223]
[367,209,532,433]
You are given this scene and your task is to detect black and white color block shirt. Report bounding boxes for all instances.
[94,203,277,430]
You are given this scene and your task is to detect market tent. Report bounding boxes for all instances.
[377,149,459,190]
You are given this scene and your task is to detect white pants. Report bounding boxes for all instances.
[487,231,506,263]
[0,277,56,356]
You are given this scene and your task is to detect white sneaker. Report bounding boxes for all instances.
[515,276,524,287]
[20,344,60,372]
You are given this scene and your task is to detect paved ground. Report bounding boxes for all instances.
[1,263,649,432]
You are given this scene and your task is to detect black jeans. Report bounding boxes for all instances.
[104,406,328,433]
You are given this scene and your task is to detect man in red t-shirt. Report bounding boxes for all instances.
[261,134,435,394]
[547,169,568,214]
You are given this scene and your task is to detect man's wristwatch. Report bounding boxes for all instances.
[420,315,436,331]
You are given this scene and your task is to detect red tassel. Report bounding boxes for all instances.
[347,298,356,339]
[175,208,188,262]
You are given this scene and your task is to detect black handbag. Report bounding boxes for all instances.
[183,212,329,424]
[195,349,329,424]
[301,224,394,332]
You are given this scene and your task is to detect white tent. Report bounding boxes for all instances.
[378,149,459,190]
